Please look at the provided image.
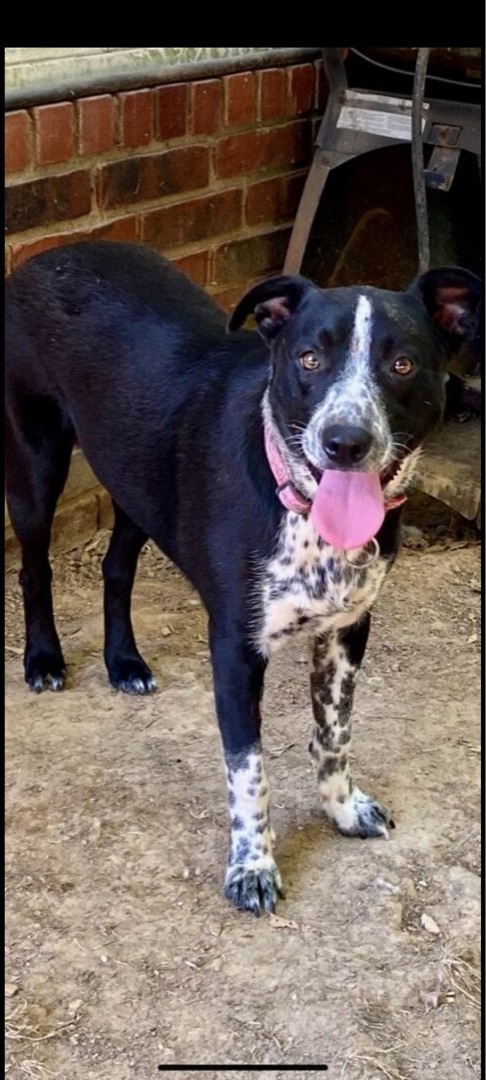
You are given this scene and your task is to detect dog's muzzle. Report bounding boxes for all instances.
[264,422,407,548]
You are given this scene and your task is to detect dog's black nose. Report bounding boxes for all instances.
[322,425,373,467]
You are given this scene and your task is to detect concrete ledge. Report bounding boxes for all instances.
[5,47,320,109]
[5,446,97,528]
[5,449,114,567]
[412,419,481,525]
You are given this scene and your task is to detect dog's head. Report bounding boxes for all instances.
[229,266,481,476]
[228,267,481,547]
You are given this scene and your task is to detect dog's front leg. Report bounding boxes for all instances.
[309,616,394,839]
[209,623,284,915]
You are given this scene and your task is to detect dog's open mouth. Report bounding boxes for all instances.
[306,454,405,490]
[379,455,406,489]
[303,454,407,552]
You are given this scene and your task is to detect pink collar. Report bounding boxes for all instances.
[263,422,311,513]
[263,422,407,516]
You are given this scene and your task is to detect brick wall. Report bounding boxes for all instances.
[5,61,326,561]
[5,62,326,306]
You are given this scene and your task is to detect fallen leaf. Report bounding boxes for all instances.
[421,913,441,935]
[269,913,298,930]
[269,742,296,758]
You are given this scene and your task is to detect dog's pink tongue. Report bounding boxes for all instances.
[310,470,384,550]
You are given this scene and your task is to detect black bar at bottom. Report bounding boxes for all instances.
[157,1067,328,1073]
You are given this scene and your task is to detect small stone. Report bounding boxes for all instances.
[68,999,83,1012]
[5,983,19,997]
[421,913,441,935]
[375,874,400,894]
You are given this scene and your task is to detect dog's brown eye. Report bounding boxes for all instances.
[392,356,414,376]
[300,351,320,371]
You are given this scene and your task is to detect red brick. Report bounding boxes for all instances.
[224,73,255,127]
[245,173,306,227]
[289,64,314,116]
[5,170,91,233]
[5,111,31,173]
[120,89,153,148]
[142,189,242,248]
[155,84,188,140]
[11,234,65,268]
[259,68,287,122]
[209,283,249,314]
[170,251,209,286]
[34,103,74,165]
[11,216,139,269]
[214,121,311,179]
[210,280,270,314]
[97,146,210,209]
[213,228,292,286]
[89,215,138,243]
[78,95,114,155]
[192,80,222,135]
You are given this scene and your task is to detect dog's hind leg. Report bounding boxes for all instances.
[309,616,395,838]
[209,622,284,916]
[102,502,156,694]
[5,399,74,691]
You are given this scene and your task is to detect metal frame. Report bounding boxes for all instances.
[283,48,481,275]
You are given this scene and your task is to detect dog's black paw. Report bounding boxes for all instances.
[107,655,157,695]
[224,861,285,916]
[25,649,66,693]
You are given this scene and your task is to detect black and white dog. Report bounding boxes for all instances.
[5,242,480,915]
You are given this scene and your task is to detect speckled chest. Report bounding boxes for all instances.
[255,512,389,656]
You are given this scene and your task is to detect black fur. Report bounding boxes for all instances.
[5,241,480,914]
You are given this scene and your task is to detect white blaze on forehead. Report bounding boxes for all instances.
[301,289,390,469]
[348,293,373,377]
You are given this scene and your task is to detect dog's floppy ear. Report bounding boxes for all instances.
[227,275,315,341]
[409,266,481,347]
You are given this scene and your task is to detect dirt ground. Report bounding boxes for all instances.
[5,495,481,1080]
